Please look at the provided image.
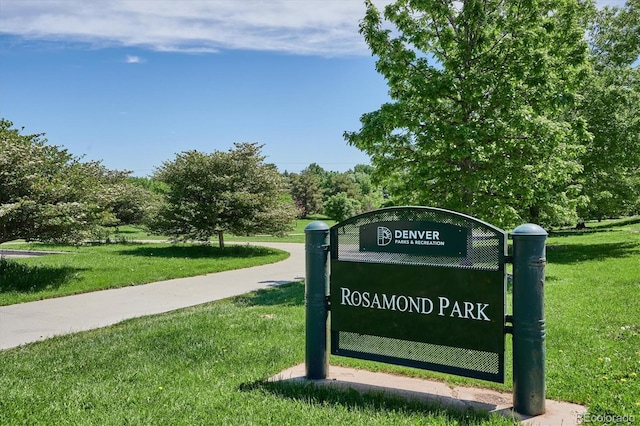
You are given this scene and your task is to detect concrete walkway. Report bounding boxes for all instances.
[0,242,305,350]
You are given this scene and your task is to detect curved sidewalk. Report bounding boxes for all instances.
[0,242,305,350]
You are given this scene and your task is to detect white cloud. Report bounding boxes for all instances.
[0,0,393,56]
[125,55,143,64]
[0,0,627,56]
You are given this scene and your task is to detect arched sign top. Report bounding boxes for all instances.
[331,206,507,271]
[335,206,505,234]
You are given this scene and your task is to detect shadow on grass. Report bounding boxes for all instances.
[546,242,639,265]
[0,258,82,293]
[232,281,305,307]
[591,216,640,230]
[109,226,141,235]
[117,244,280,259]
[550,228,617,237]
[550,216,640,236]
[240,379,496,424]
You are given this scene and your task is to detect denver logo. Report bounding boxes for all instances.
[377,226,392,246]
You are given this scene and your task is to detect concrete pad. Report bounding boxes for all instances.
[270,363,586,425]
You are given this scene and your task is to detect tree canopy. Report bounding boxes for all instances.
[289,168,324,218]
[345,0,600,228]
[0,119,126,244]
[324,192,362,222]
[577,0,640,220]
[150,143,297,247]
[108,178,162,226]
[286,162,386,221]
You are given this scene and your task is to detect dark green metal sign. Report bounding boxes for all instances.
[330,207,507,383]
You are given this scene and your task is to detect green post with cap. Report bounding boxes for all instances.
[304,221,330,380]
[511,223,548,416]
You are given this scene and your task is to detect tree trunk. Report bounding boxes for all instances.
[217,230,225,249]
[529,205,541,224]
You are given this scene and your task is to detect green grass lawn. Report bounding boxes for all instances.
[0,218,638,424]
[0,283,514,425]
[542,221,640,417]
[0,243,288,306]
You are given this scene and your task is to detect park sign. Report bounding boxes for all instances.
[329,207,507,383]
[305,208,548,415]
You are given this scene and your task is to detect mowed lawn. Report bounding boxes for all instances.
[542,220,640,416]
[0,243,289,306]
[0,218,638,424]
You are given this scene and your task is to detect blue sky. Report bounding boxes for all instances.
[0,0,627,176]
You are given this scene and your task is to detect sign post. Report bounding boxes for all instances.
[512,223,548,416]
[304,221,330,380]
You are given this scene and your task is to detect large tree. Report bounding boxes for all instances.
[578,0,640,220]
[323,192,362,222]
[150,143,296,247]
[345,0,591,228]
[289,169,324,218]
[0,119,124,244]
[109,179,163,226]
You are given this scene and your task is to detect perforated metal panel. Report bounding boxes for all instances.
[331,207,505,271]
[334,332,503,382]
[330,207,507,383]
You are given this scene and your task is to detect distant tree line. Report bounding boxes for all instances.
[286,163,385,222]
[1,122,378,246]
[2,113,638,248]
